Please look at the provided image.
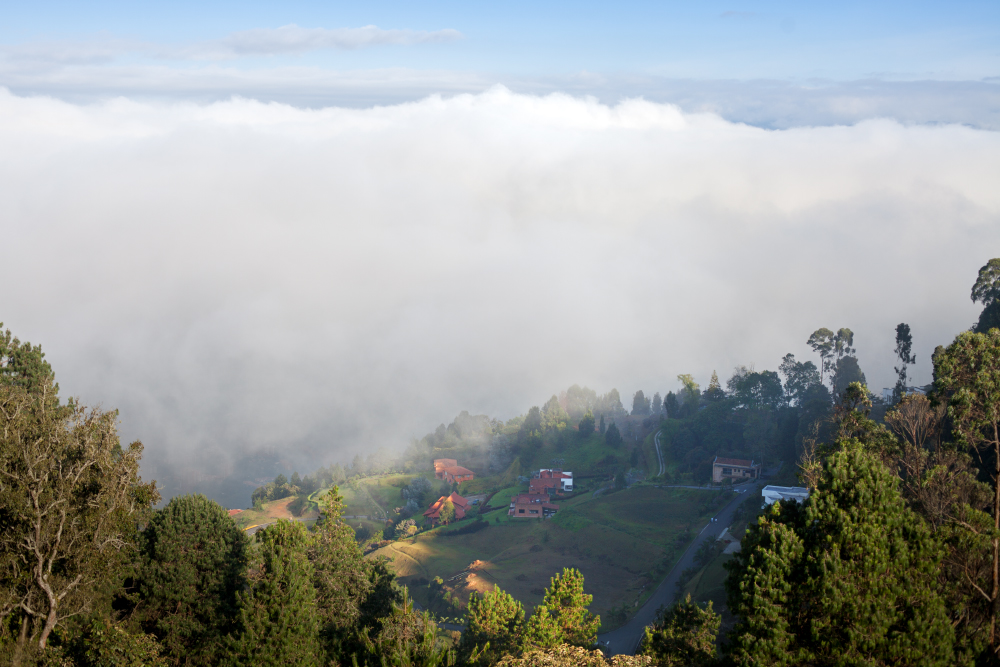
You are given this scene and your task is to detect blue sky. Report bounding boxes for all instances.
[3,1,998,85]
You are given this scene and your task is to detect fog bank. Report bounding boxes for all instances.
[1,86,997,501]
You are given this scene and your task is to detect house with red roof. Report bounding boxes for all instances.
[508,493,559,519]
[424,492,469,524]
[529,468,574,497]
[712,456,760,483]
[433,458,475,484]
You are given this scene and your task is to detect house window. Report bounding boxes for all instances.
[519,509,525,514]
[529,510,539,514]
[722,468,732,475]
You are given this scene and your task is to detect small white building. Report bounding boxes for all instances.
[762,485,810,506]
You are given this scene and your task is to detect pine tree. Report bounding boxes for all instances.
[664,392,679,419]
[308,487,401,662]
[605,423,622,449]
[726,440,955,666]
[525,569,600,649]
[459,587,525,665]
[640,594,720,666]
[356,589,453,666]
[935,329,1000,654]
[703,371,725,402]
[599,414,606,434]
[227,521,320,667]
[135,494,249,666]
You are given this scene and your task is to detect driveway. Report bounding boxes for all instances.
[596,482,760,655]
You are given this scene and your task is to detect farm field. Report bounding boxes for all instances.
[372,484,730,630]
[232,495,320,530]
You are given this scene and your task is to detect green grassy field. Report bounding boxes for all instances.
[372,484,726,630]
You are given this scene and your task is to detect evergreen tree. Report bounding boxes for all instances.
[356,589,453,667]
[459,587,525,665]
[497,645,650,666]
[726,440,955,666]
[0,323,60,397]
[578,410,596,437]
[227,521,320,667]
[935,329,1000,655]
[524,568,599,649]
[893,323,917,402]
[309,487,401,662]
[972,258,1000,334]
[631,390,651,416]
[605,423,622,449]
[521,407,543,438]
[599,414,606,434]
[135,494,249,666]
[639,594,719,667]
[63,619,168,667]
[652,392,663,414]
[664,392,679,419]
[542,396,570,431]
[703,372,725,402]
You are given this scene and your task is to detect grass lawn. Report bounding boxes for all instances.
[232,496,320,530]
[372,485,723,630]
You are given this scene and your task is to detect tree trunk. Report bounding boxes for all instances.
[12,614,29,667]
[38,602,58,649]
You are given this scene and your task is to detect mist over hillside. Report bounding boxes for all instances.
[0,87,996,505]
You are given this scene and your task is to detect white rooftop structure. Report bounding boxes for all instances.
[762,485,810,506]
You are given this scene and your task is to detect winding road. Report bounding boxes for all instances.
[654,430,666,477]
[596,477,760,655]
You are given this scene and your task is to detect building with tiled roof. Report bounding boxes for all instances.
[531,468,573,495]
[434,459,474,484]
[508,493,559,519]
[712,456,760,483]
[424,492,469,524]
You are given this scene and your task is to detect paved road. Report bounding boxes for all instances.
[654,430,665,476]
[596,482,760,655]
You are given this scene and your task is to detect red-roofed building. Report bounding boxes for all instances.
[227,509,243,517]
[442,465,475,484]
[535,468,573,492]
[508,493,559,519]
[424,492,469,524]
[433,459,474,484]
[433,459,458,478]
[712,457,760,483]
[529,477,562,497]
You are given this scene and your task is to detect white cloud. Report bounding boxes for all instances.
[170,24,463,60]
[0,86,997,503]
[0,24,462,70]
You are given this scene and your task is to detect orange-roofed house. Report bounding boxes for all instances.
[424,492,469,524]
[529,477,561,497]
[433,459,458,479]
[441,465,475,484]
[227,509,243,517]
[712,456,760,483]
[536,469,573,490]
[508,493,559,519]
